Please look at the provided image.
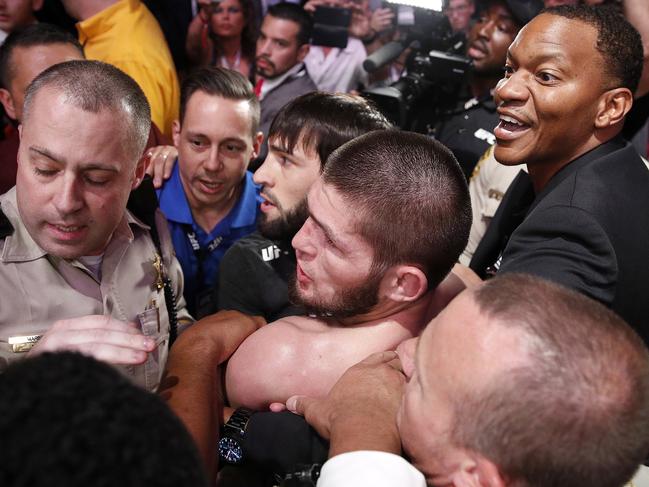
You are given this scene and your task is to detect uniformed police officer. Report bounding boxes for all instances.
[0,60,192,391]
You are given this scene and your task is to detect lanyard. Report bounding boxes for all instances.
[185,229,223,253]
[184,226,224,286]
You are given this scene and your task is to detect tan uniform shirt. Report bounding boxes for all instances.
[0,188,193,391]
[459,146,524,266]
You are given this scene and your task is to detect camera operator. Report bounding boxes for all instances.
[428,0,542,179]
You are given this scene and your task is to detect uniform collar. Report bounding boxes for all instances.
[0,187,147,263]
[462,88,497,111]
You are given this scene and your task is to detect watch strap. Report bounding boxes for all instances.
[223,407,254,438]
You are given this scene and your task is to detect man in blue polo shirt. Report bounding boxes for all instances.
[157,66,263,317]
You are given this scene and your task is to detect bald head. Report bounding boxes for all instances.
[454,274,649,487]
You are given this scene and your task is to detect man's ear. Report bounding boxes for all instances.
[32,0,44,12]
[594,87,633,129]
[131,155,147,190]
[451,456,507,487]
[0,88,17,121]
[251,131,264,160]
[172,119,181,147]
[382,265,428,303]
[297,44,310,63]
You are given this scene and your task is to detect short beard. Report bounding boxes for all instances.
[287,265,383,319]
[255,55,278,79]
[258,198,308,242]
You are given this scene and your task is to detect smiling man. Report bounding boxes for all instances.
[469,5,649,343]
[431,0,542,179]
[156,66,262,317]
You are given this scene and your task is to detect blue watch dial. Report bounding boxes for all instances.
[218,436,243,464]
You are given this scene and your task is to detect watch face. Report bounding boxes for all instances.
[218,436,244,464]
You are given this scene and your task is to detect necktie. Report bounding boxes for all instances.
[254,78,264,99]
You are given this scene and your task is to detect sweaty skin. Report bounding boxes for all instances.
[225,306,427,410]
[225,266,476,409]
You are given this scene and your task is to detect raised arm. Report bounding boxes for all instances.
[160,310,265,480]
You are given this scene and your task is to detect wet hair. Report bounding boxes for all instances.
[268,92,392,170]
[179,65,260,135]
[0,23,84,89]
[322,130,471,289]
[0,352,208,487]
[543,4,643,92]
[453,273,649,487]
[23,60,150,161]
[266,2,313,46]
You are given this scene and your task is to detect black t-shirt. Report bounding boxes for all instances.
[217,232,304,321]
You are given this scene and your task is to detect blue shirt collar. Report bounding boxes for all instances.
[157,161,260,230]
[231,170,261,229]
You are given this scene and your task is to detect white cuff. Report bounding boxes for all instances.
[317,451,426,487]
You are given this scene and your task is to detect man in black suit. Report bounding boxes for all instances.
[470,5,649,341]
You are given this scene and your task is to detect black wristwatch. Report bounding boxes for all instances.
[218,407,254,465]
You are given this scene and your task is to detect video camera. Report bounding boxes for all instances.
[362,1,473,130]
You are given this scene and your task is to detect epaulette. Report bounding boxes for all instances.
[0,205,14,238]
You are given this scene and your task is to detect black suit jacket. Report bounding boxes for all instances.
[471,137,649,342]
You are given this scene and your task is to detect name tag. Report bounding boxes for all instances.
[8,334,42,353]
[474,128,495,145]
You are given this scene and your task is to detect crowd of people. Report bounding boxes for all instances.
[0,0,649,486]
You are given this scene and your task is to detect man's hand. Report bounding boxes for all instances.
[348,0,371,39]
[426,263,481,322]
[28,315,155,365]
[172,310,266,362]
[285,351,405,457]
[303,0,329,14]
[186,2,212,64]
[143,145,178,189]
[161,310,265,481]
[370,8,395,34]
